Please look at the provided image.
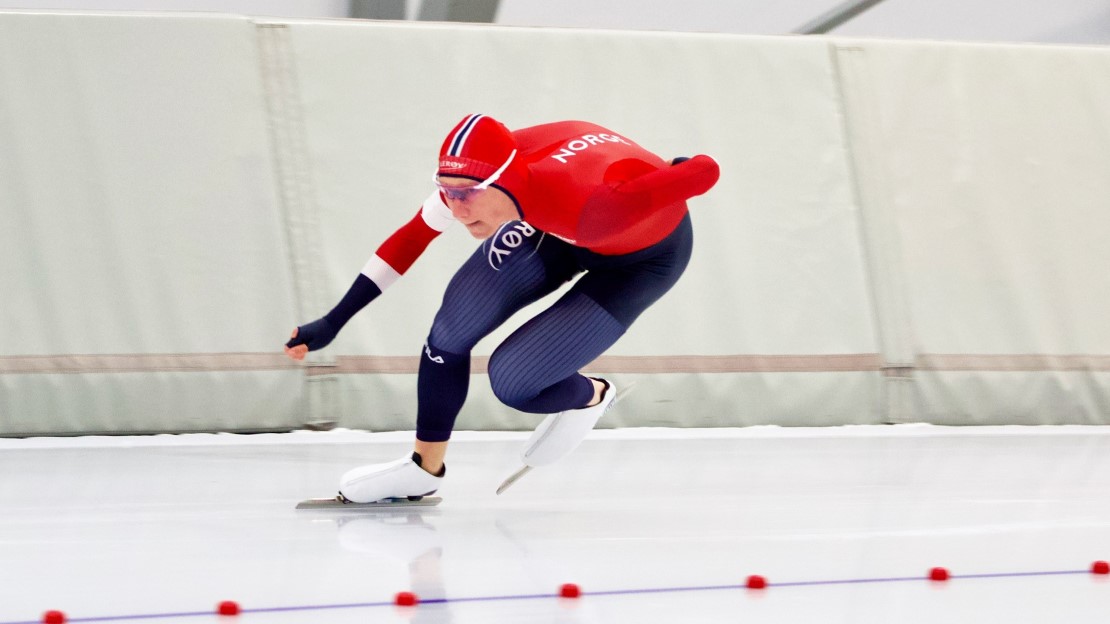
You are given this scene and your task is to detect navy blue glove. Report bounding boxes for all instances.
[285,274,383,354]
[286,317,338,351]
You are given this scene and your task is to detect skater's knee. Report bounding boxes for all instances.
[487,354,538,411]
[427,318,479,355]
[491,385,531,412]
[488,372,531,411]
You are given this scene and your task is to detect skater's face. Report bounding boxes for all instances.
[436,176,519,239]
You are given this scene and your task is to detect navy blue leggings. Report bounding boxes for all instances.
[416,213,693,442]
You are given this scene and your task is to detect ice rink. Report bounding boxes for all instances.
[3,425,1110,624]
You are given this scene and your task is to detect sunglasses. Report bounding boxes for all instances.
[434,149,517,201]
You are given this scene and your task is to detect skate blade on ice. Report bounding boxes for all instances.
[296,494,442,509]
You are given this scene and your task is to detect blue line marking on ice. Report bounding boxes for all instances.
[2,569,1092,624]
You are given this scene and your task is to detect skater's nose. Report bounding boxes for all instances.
[448,199,472,220]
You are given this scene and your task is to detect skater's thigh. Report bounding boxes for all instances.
[429,223,580,353]
[574,213,693,328]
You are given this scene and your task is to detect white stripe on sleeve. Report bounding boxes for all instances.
[361,254,402,291]
[421,191,456,232]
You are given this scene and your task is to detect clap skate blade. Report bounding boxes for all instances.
[495,465,533,495]
[296,493,442,509]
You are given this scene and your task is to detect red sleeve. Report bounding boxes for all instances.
[375,208,442,274]
[615,155,720,208]
[575,155,720,253]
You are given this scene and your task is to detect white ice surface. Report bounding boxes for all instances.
[2,425,1109,623]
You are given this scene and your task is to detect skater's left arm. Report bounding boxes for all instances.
[284,193,454,358]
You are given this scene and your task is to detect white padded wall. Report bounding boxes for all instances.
[3,11,1108,434]
[0,12,304,434]
[834,39,1110,423]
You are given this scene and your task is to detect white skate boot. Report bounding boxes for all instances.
[497,379,616,494]
[338,452,445,504]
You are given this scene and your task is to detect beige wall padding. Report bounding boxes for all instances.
[1,12,1107,434]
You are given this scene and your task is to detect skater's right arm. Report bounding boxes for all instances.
[284,193,455,360]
